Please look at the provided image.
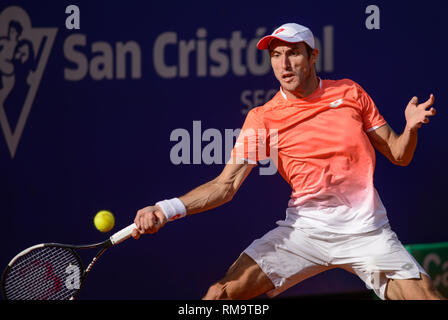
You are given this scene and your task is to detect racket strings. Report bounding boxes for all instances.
[4,246,82,300]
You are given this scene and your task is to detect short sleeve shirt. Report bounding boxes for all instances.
[231,78,389,234]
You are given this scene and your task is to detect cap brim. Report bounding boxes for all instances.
[257,35,302,50]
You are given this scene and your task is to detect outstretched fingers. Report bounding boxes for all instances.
[409,96,419,106]
[419,94,435,110]
[427,107,436,116]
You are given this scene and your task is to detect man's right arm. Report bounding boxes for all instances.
[132,160,256,238]
[180,160,255,215]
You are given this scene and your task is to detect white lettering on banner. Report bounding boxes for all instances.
[0,5,336,159]
[63,34,142,80]
[423,253,448,288]
[241,89,277,115]
[62,25,334,81]
[153,26,335,78]
[153,28,270,78]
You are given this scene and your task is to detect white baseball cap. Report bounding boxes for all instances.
[257,23,315,50]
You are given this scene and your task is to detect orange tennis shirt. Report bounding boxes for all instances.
[231,78,389,234]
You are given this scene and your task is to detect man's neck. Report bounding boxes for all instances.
[283,73,319,99]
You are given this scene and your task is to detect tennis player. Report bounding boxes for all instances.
[132,23,444,300]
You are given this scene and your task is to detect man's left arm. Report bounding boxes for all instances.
[367,94,436,166]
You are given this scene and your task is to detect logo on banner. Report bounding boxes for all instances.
[0,6,57,158]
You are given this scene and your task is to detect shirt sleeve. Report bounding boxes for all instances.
[356,83,387,133]
[230,108,269,164]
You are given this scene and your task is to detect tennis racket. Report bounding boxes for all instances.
[1,223,137,300]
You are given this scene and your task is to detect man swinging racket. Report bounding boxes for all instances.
[131,23,444,300]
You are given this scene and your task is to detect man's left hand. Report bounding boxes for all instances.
[405,94,436,132]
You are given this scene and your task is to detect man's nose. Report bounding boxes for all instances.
[281,55,291,71]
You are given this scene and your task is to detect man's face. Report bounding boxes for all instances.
[269,40,317,93]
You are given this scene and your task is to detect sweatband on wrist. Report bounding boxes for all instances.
[155,198,187,221]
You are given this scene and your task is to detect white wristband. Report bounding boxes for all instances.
[156,198,187,221]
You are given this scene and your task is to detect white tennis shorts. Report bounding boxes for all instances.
[244,222,428,300]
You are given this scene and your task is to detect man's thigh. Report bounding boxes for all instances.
[203,226,332,300]
[335,223,433,300]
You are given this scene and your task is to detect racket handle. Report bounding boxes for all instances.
[110,223,137,245]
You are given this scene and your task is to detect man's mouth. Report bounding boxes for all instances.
[281,73,296,82]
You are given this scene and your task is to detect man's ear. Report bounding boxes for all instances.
[310,48,319,65]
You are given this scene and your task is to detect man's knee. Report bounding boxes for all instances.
[387,273,446,300]
[410,273,444,299]
[202,253,274,300]
[203,277,257,300]
[203,282,229,300]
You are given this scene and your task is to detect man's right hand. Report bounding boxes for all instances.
[131,205,167,239]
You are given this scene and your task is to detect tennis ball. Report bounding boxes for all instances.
[94,210,115,232]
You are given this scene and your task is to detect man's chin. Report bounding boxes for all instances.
[282,82,300,93]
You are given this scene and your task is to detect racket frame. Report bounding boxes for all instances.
[2,243,86,300]
[1,222,135,300]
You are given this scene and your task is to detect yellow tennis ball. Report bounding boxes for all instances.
[94,210,115,232]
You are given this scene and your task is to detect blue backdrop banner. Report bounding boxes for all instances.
[1,0,447,299]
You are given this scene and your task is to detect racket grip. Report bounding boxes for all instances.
[110,223,137,245]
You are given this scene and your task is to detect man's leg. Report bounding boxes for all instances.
[204,225,332,300]
[336,223,446,300]
[385,273,446,300]
[203,253,275,300]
